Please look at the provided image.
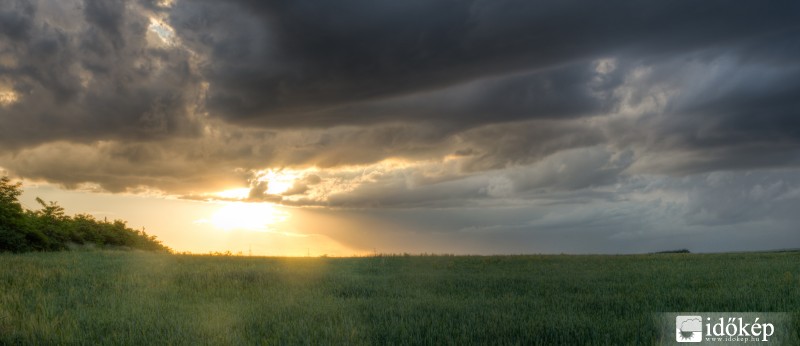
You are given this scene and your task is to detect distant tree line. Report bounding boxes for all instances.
[653,249,691,254]
[0,176,170,253]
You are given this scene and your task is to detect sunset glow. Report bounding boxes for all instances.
[205,202,289,232]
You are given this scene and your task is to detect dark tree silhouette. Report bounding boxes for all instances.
[0,176,28,252]
[0,176,170,253]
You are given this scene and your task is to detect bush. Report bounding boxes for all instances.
[0,176,170,253]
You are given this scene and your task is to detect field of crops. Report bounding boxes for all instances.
[0,251,798,345]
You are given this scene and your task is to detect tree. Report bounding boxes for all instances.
[0,175,171,253]
[0,176,28,252]
[26,198,71,250]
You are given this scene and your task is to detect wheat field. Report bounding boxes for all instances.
[1,251,798,345]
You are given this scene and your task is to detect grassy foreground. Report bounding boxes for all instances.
[0,251,798,345]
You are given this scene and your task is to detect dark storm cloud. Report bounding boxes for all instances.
[169,0,799,128]
[0,0,203,149]
[2,0,800,204]
[607,47,800,174]
[0,0,35,42]
[83,0,126,47]
[295,61,625,128]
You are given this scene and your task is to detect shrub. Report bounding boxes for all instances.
[0,176,170,253]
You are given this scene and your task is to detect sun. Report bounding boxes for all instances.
[208,202,289,231]
[261,170,300,195]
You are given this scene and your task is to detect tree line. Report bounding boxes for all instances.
[0,176,170,253]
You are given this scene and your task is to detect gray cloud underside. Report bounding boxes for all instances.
[171,1,799,125]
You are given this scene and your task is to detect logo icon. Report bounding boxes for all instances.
[676,316,702,342]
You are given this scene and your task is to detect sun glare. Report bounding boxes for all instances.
[215,188,251,200]
[207,202,289,231]
[261,170,300,195]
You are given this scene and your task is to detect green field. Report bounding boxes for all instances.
[0,251,798,345]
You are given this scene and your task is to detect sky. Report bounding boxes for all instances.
[1,0,799,255]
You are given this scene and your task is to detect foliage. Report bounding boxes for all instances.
[0,176,170,253]
[0,176,27,252]
[0,251,798,344]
